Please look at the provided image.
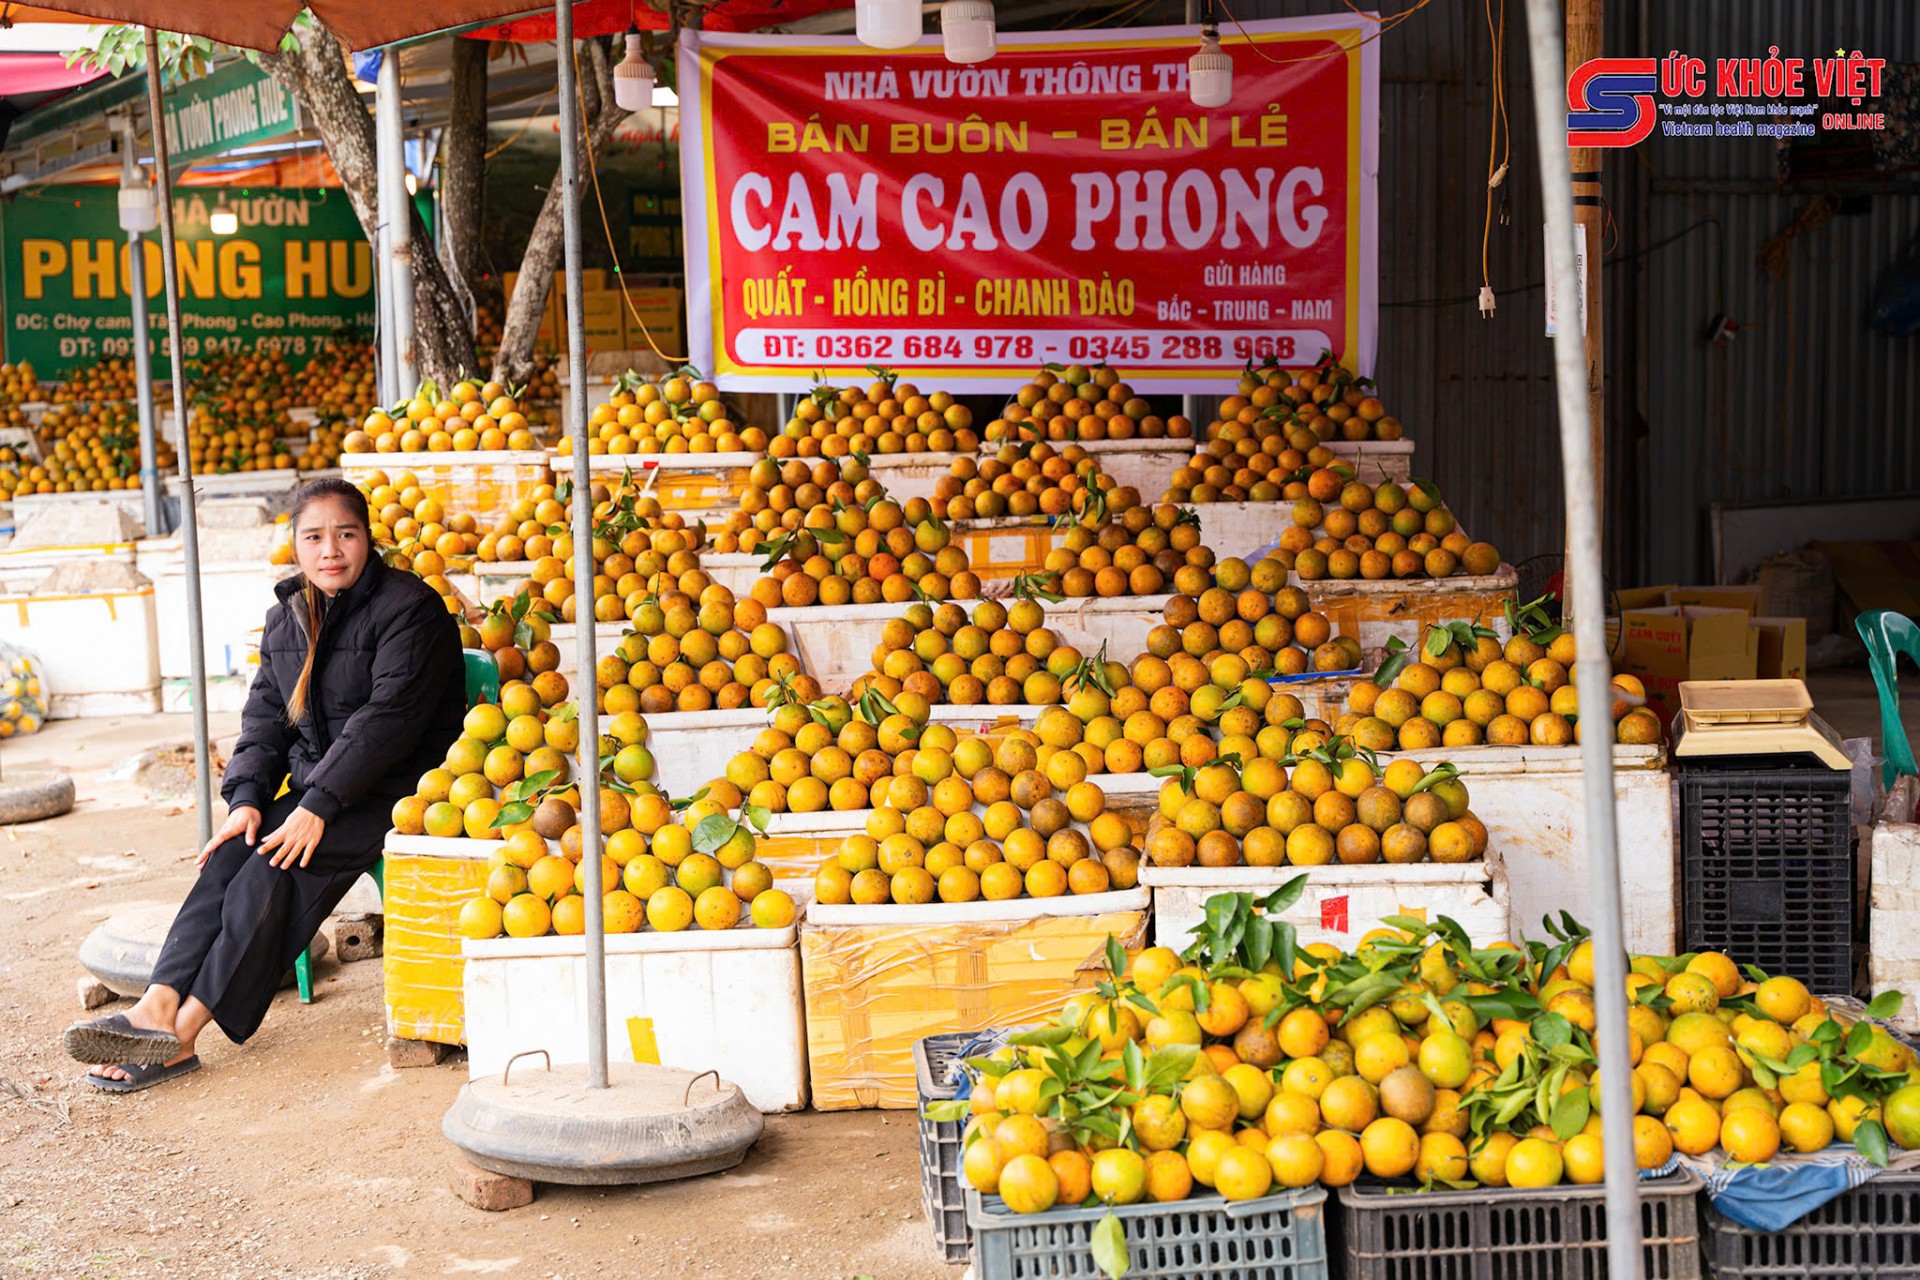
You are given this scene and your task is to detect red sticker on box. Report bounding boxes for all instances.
[1321,896,1349,933]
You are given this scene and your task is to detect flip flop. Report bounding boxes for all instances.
[63,1013,182,1066]
[82,1056,201,1094]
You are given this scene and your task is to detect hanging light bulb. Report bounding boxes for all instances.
[210,192,238,236]
[117,162,156,235]
[941,0,995,63]
[856,0,922,49]
[613,31,656,111]
[1188,24,1233,108]
[404,171,418,196]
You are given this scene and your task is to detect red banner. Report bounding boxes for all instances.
[679,16,1378,392]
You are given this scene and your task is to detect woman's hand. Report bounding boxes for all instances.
[199,805,261,868]
[259,807,327,870]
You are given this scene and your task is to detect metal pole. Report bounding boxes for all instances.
[126,230,162,536]
[1521,4,1640,1277]
[1564,0,1605,619]
[373,58,399,404]
[377,50,418,393]
[116,118,161,534]
[554,3,608,1089]
[144,29,213,851]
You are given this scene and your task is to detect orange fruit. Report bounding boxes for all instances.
[1213,1145,1273,1202]
[1313,1130,1364,1187]
[1504,1137,1564,1188]
[1562,1133,1605,1184]
[1664,1097,1722,1156]
[1359,1118,1419,1178]
[997,1154,1059,1214]
[1686,951,1742,999]
[1779,1101,1835,1154]
[1144,1149,1193,1203]
[1048,1150,1093,1206]
[1719,1107,1781,1163]
[1084,1148,1144,1206]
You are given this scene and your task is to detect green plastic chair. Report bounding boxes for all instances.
[294,649,503,1003]
[1855,609,1919,791]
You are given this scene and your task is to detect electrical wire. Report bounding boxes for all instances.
[1213,0,1431,67]
[1381,219,1718,308]
[572,39,689,365]
[1478,0,1508,314]
[484,86,556,160]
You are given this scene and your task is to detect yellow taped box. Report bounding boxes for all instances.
[799,904,1148,1110]
[342,453,554,516]
[382,846,489,1045]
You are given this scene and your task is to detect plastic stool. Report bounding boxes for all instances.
[1856,609,1919,790]
[293,649,503,1003]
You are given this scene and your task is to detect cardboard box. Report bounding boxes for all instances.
[1750,615,1808,680]
[1619,604,1759,726]
[1813,540,1920,620]
[1669,585,1762,614]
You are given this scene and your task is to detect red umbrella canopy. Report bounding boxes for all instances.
[0,1,574,53]
[464,0,850,39]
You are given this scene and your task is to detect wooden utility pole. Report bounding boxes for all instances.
[1563,0,1604,621]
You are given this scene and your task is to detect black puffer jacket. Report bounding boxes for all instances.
[223,557,463,825]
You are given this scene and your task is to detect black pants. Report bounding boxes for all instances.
[149,790,390,1044]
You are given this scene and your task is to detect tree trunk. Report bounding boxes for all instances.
[493,38,627,386]
[262,26,477,389]
[443,38,489,293]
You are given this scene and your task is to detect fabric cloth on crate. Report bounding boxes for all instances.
[149,790,395,1043]
[1680,1145,1920,1231]
[221,556,464,843]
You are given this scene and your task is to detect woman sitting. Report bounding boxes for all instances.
[65,478,464,1091]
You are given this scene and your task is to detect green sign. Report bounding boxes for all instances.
[161,61,299,165]
[0,186,374,379]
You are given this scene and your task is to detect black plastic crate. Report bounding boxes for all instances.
[914,1030,993,1264]
[1679,759,1853,994]
[970,1187,1330,1280]
[1703,1171,1920,1277]
[1339,1169,1705,1280]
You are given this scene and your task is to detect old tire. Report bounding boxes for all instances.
[0,770,74,824]
[79,903,329,997]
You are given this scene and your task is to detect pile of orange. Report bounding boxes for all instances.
[343,378,538,453]
[775,374,977,458]
[984,363,1190,444]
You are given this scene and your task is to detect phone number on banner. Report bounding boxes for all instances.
[739,329,1335,368]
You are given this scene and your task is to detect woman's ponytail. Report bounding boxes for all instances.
[285,583,323,724]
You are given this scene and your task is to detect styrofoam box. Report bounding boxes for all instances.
[859,452,968,503]
[599,703,1055,799]
[550,450,756,513]
[1867,820,1920,1035]
[162,471,302,501]
[1054,438,1198,498]
[0,584,160,717]
[146,558,292,679]
[1141,864,1508,954]
[461,923,808,1113]
[0,540,138,595]
[162,674,252,714]
[1108,743,1674,954]
[806,885,1148,927]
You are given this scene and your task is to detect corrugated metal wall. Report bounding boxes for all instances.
[1640,0,1920,582]
[1239,0,1917,586]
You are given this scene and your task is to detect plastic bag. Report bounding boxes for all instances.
[0,640,49,737]
[1871,231,1920,337]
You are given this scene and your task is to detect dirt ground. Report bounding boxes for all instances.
[0,714,956,1280]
